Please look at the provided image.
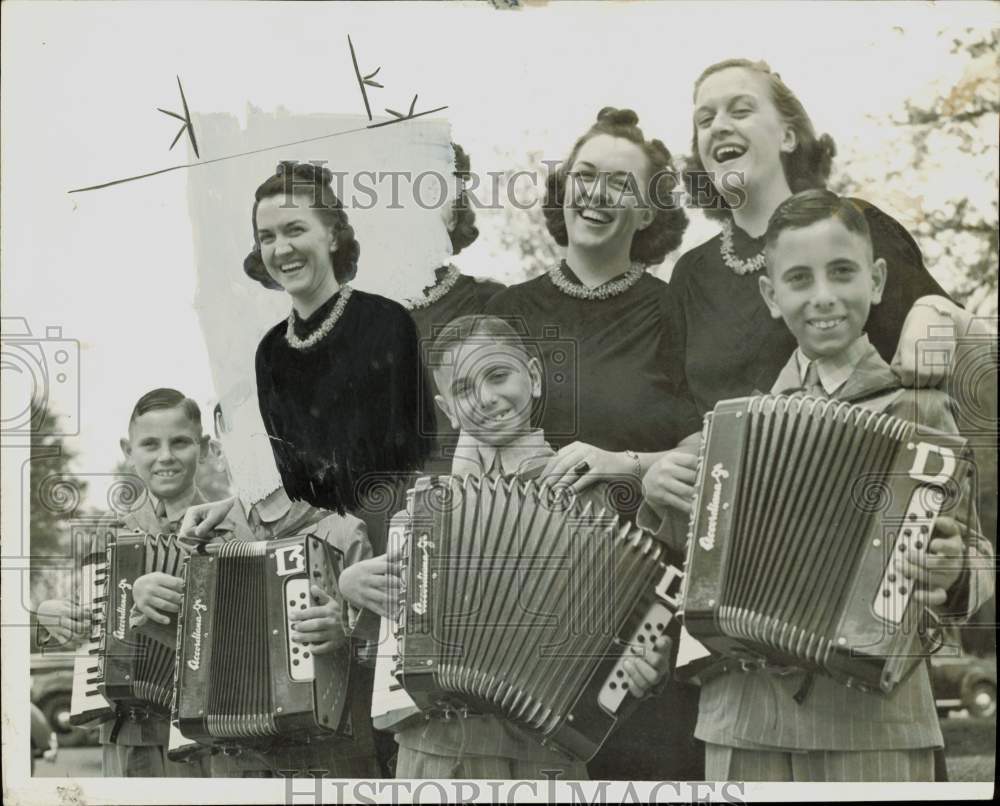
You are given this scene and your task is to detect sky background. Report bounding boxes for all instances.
[3,1,998,509]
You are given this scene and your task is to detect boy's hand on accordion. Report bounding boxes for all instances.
[338,546,403,619]
[643,447,700,514]
[133,572,184,624]
[623,634,673,698]
[289,585,346,654]
[36,599,90,645]
[896,516,966,607]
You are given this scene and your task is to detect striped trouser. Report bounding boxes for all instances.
[102,743,211,777]
[705,743,935,782]
[395,746,589,780]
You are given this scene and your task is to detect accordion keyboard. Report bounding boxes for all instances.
[69,546,113,726]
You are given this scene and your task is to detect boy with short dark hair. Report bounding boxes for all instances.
[37,387,214,777]
[689,190,994,781]
[346,314,673,780]
[143,399,381,779]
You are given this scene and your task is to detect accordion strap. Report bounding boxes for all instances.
[108,711,125,744]
[792,673,816,705]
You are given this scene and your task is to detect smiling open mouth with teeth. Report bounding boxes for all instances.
[280,261,305,273]
[808,318,846,331]
[713,144,747,163]
[579,208,612,225]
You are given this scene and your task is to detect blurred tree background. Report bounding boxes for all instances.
[833,27,999,317]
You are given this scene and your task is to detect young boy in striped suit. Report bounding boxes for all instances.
[645,190,994,781]
[340,315,674,780]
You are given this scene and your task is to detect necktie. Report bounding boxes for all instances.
[487,453,505,480]
[802,361,826,398]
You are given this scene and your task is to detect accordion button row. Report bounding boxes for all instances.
[598,602,673,713]
[872,490,939,625]
[286,577,316,682]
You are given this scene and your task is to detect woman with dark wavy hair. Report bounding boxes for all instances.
[485,108,705,781]
[249,161,433,518]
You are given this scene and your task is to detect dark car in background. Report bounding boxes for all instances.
[30,651,100,747]
[931,651,997,719]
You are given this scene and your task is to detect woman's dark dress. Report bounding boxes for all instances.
[255,288,435,550]
[670,200,949,414]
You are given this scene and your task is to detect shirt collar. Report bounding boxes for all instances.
[149,486,203,526]
[450,429,553,479]
[795,334,872,396]
[244,488,328,536]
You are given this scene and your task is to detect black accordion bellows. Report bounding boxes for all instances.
[102,533,189,716]
[397,475,681,761]
[174,535,353,748]
[682,395,970,694]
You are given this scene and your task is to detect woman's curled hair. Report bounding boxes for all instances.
[544,107,688,267]
[684,59,837,221]
[243,161,361,288]
[449,143,479,257]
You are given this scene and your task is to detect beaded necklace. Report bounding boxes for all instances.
[720,219,767,275]
[546,262,644,300]
[284,285,353,351]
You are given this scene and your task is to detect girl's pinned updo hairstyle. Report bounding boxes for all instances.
[243,161,361,289]
[544,107,688,267]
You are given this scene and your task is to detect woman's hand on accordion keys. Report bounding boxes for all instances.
[623,634,673,698]
[133,572,184,624]
[289,585,347,654]
[896,515,967,608]
[541,442,635,494]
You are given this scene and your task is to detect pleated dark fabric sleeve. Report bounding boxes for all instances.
[858,199,954,363]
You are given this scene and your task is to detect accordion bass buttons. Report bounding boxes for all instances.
[597,601,674,714]
[871,485,941,625]
[286,577,316,682]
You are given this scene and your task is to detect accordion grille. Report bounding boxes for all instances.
[135,534,186,712]
[717,396,912,665]
[206,541,277,738]
[416,477,663,734]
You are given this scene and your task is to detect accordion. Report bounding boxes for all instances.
[98,531,191,717]
[173,534,353,750]
[69,519,117,727]
[394,476,682,762]
[681,394,969,695]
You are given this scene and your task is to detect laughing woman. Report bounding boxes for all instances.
[485,108,704,781]
[665,58,965,417]
[248,162,434,521]
[645,57,974,524]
